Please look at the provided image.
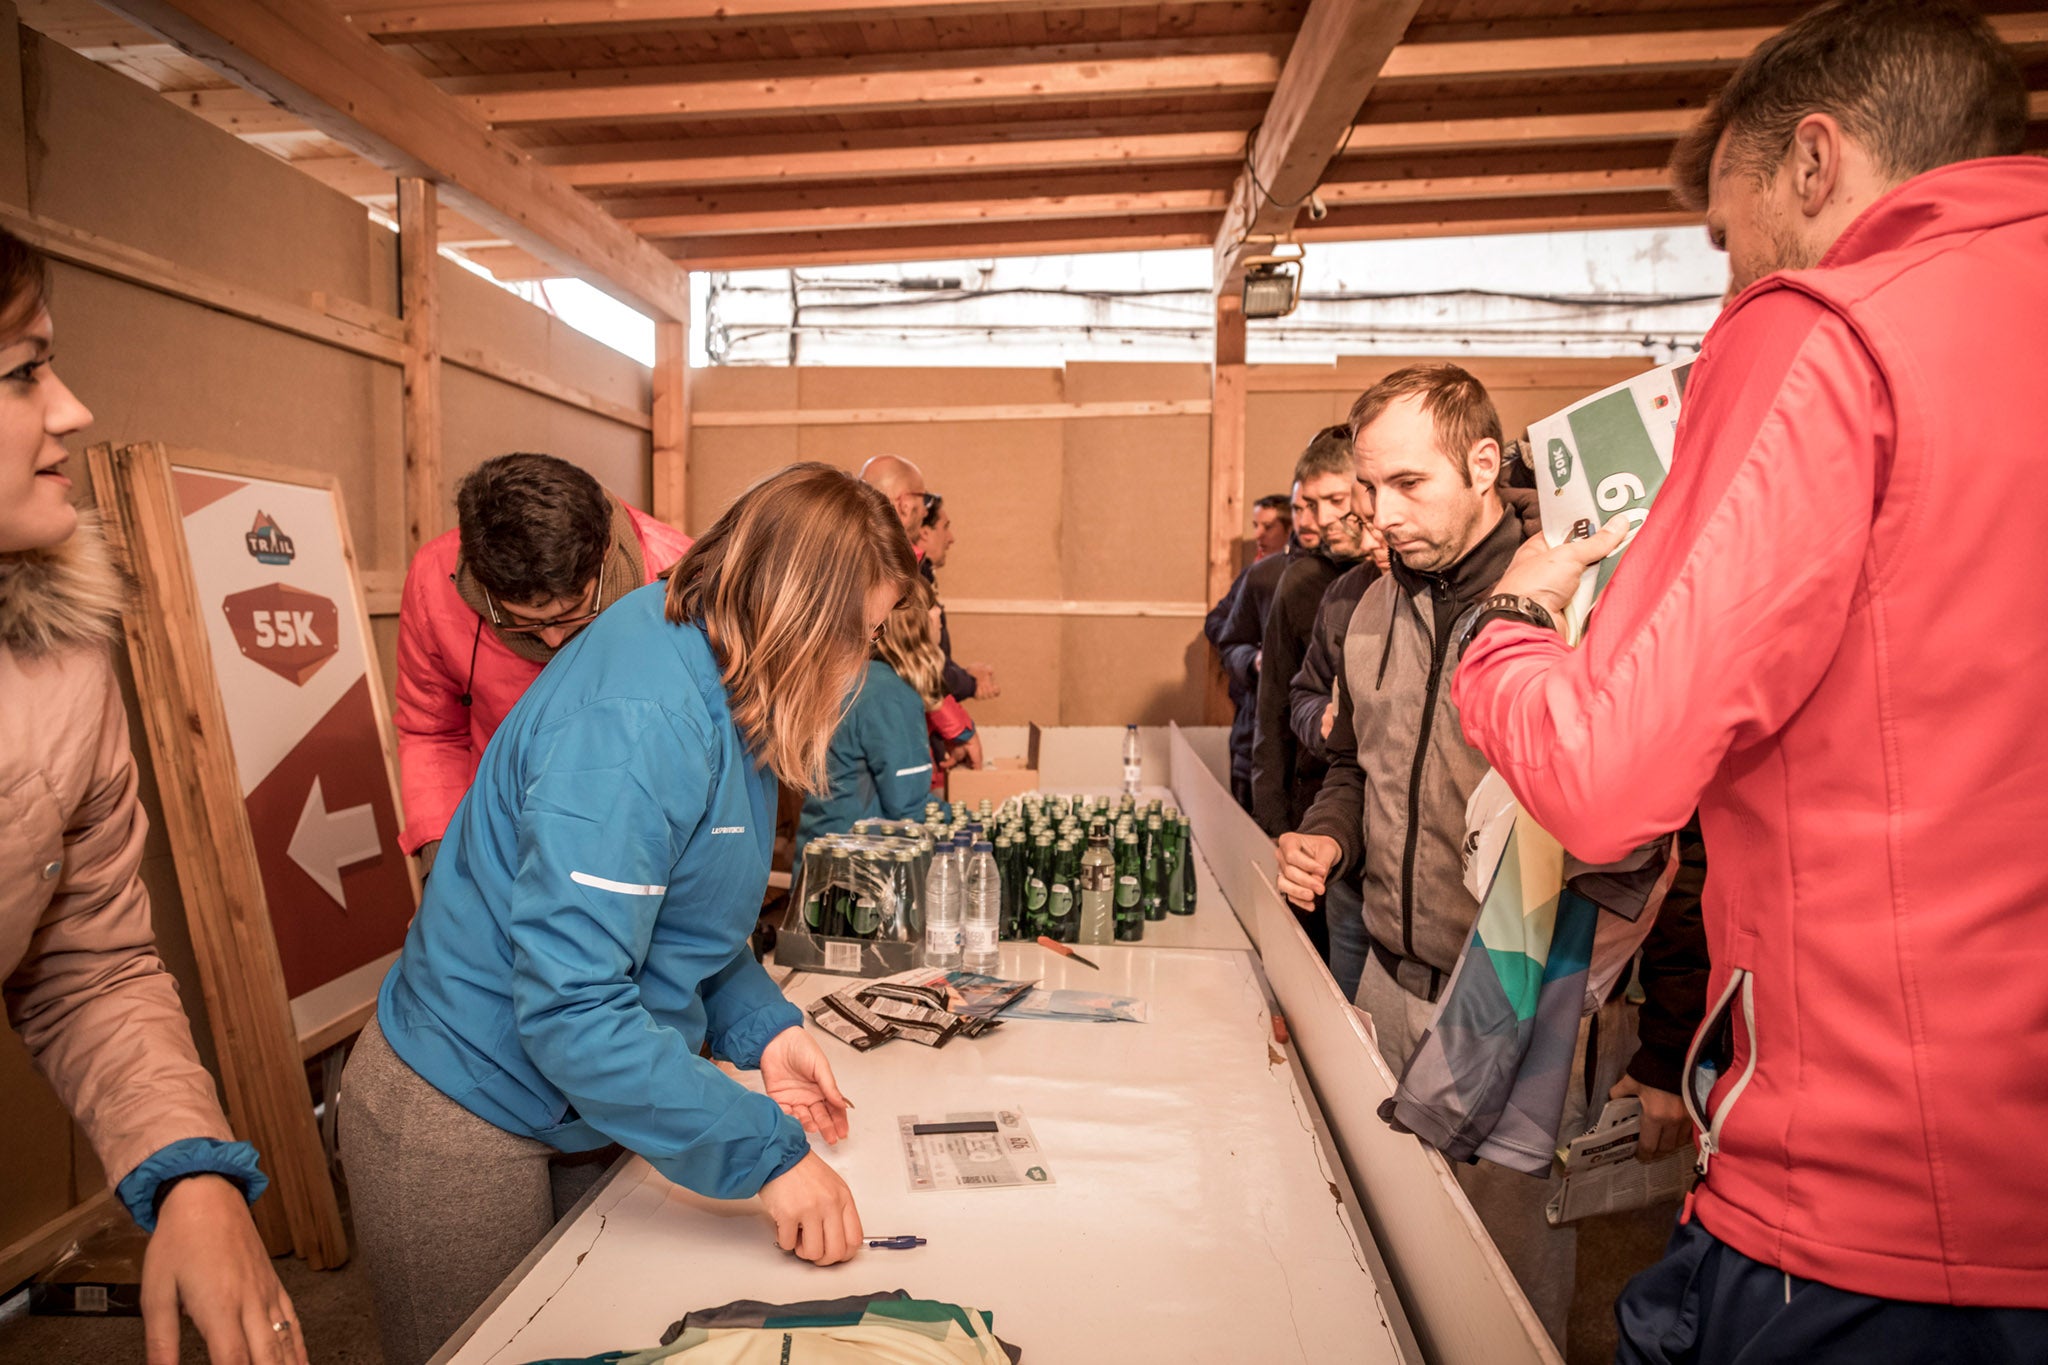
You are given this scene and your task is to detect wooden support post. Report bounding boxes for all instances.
[651,315,688,528]
[0,2,29,210]
[399,177,442,560]
[1207,284,1247,724]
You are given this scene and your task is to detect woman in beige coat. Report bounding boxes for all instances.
[0,227,306,1364]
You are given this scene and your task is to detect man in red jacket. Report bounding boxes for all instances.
[395,453,689,872]
[1450,2,2048,1358]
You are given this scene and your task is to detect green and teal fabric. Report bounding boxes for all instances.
[1379,820,1601,1174]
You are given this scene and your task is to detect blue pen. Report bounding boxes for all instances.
[867,1236,927,1250]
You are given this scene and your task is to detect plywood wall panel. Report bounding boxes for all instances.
[1059,616,1209,725]
[52,265,403,570]
[1248,390,1350,512]
[442,367,651,523]
[23,35,381,312]
[1060,412,1208,603]
[439,262,651,418]
[689,424,802,534]
[797,365,1061,410]
[797,418,1065,602]
[943,614,1061,730]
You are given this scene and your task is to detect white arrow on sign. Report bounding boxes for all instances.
[288,776,382,909]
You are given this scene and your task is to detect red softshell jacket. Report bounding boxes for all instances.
[1454,158,2048,1307]
[394,501,690,852]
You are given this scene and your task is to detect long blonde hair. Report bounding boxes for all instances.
[665,463,916,793]
[875,575,946,710]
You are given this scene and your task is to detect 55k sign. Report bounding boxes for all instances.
[222,582,340,686]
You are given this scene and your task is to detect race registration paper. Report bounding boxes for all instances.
[898,1110,1055,1193]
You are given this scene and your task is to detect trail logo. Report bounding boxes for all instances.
[245,511,295,565]
[222,583,339,686]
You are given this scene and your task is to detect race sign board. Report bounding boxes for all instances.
[173,463,413,1001]
[1526,360,1693,637]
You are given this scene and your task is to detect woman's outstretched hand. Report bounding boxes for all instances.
[760,1025,852,1145]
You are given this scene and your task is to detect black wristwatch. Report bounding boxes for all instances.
[1454,593,1556,659]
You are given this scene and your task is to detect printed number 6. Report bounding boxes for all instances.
[1596,472,1646,512]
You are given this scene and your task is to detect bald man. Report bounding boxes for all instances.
[858,454,927,537]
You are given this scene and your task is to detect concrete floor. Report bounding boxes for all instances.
[0,1192,1678,1365]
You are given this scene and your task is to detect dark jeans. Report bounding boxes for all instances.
[1617,1219,2048,1365]
[1325,875,1366,1004]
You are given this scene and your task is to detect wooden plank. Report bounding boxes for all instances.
[1207,286,1245,611]
[0,1,30,208]
[943,597,1207,618]
[0,202,408,363]
[85,441,350,1269]
[693,398,1212,427]
[0,1190,122,1296]
[1214,0,1427,289]
[542,99,1703,193]
[103,0,693,320]
[616,165,1231,237]
[666,211,1220,270]
[440,35,1291,126]
[361,566,405,615]
[539,112,1257,189]
[1301,187,1695,240]
[343,0,1255,39]
[1377,11,2048,85]
[618,150,1666,239]
[399,177,444,561]
[650,318,686,528]
[444,345,654,430]
[1248,358,1652,394]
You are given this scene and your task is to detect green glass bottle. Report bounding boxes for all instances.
[1026,831,1054,939]
[1178,816,1199,915]
[1113,827,1145,941]
[1141,814,1167,921]
[1162,815,1188,916]
[1047,839,1077,942]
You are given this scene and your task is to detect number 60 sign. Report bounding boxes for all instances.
[1527,359,1695,637]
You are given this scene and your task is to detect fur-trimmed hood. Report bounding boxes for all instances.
[0,514,126,654]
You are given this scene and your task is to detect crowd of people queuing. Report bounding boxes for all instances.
[0,0,2042,1362]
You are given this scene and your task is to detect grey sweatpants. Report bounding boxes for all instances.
[339,1017,620,1365]
[1356,953,1636,1354]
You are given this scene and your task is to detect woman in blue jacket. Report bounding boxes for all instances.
[339,464,916,1365]
[792,575,949,866]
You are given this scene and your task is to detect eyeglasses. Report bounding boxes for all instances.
[485,562,606,636]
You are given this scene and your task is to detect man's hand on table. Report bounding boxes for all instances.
[1275,833,1341,910]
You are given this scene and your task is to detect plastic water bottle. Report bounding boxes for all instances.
[962,841,1001,974]
[1122,724,1142,797]
[922,844,963,969]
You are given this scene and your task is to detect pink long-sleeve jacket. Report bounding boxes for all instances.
[1454,158,2048,1308]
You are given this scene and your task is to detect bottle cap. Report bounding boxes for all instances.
[972,841,993,854]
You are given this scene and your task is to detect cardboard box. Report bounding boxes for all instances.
[947,723,1041,807]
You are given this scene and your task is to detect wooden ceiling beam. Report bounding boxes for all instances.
[665,212,1223,271]
[614,146,1671,238]
[340,0,1256,40]
[98,0,691,320]
[442,35,1291,127]
[656,187,1702,271]
[1212,0,1427,289]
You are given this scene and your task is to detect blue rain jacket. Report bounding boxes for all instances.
[377,583,808,1200]
[792,661,934,867]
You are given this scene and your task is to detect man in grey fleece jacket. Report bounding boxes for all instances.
[1277,364,1659,1352]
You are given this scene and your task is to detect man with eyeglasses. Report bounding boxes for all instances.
[394,452,690,876]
